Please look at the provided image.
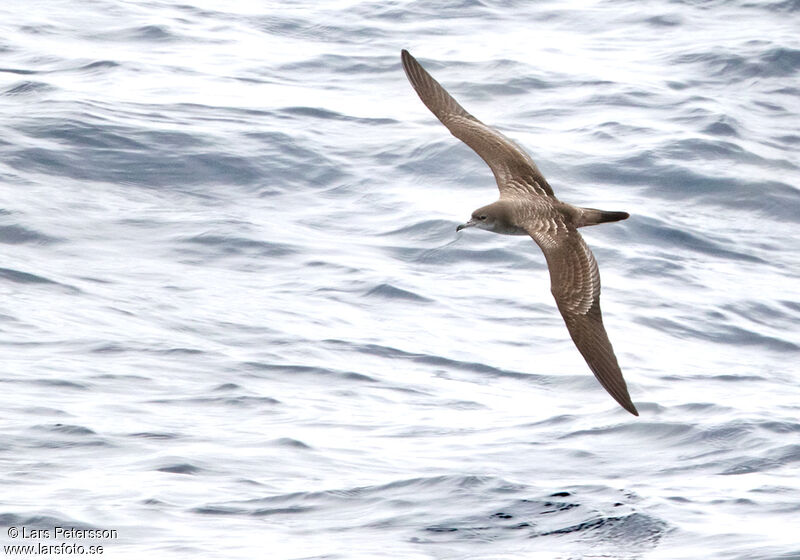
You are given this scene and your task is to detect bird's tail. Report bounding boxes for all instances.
[576,208,630,228]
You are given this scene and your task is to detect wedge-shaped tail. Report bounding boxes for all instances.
[576,208,630,228]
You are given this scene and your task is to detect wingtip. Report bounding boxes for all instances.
[622,400,639,416]
[400,49,414,74]
[604,386,638,415]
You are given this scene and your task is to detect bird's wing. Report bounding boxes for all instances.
[401,49,554,199]
[527,225,638,415]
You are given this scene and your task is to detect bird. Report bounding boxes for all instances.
[401,49,638,416]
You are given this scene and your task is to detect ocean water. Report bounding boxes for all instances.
[1,0,799,558]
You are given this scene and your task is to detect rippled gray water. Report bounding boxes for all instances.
[1,1,799,558]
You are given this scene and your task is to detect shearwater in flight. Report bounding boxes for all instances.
[401,49,638,415]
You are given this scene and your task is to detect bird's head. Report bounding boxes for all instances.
[456,209,492,232]
[457,201,520,235]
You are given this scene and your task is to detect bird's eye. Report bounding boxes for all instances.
[479,215,487,220]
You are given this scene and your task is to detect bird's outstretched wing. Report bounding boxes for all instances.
[527,226,638,415]
[401,49,554,199]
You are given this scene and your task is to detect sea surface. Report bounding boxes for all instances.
[1,1,799,558]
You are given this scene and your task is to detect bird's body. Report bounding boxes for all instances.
[401,49,639,416]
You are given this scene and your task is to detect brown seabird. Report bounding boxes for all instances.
[401,49,638,416]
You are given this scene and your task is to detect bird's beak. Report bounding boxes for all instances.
[456,219,477,232]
